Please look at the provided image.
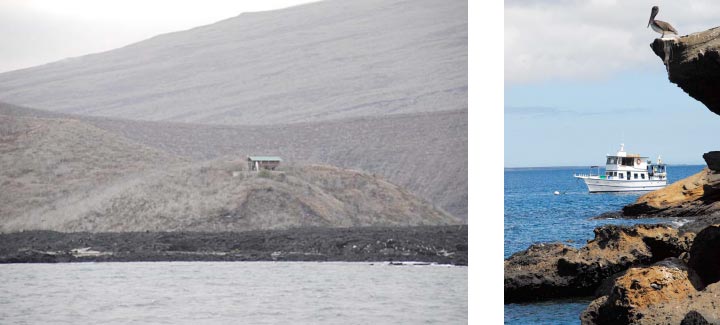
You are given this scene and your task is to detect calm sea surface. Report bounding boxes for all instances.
[504,165,705,324]
[0,262,467,324]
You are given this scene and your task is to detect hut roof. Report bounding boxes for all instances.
[247,156,282,162]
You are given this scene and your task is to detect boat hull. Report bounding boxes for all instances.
[575,177,667,192]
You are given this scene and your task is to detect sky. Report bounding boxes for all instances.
[505,0,720,167]
[0,0,318,73]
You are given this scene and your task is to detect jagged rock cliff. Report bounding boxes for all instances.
[651,27,720,116]
[621,27,720,220]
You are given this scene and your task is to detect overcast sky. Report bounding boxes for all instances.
[0,0,318,73]
[505,0,720,167]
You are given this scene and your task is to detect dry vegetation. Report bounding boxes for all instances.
[0,111,459,233]
[0,102,467,220]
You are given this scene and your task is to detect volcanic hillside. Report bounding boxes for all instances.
[0,0,467,220]
[0,0,467,125]
[0,111,459,233]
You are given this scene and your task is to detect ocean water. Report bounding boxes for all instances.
[504,165,705,324]
[0,262,467,324]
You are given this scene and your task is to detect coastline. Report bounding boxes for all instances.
[0,225,468,266]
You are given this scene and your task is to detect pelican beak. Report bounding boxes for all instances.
[648,9,657,28]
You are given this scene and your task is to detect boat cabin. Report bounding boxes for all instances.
[247,156,282,171]
[574,143,668,192]
[600,144,666,181]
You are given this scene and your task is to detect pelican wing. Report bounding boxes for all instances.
[656,20,678,34]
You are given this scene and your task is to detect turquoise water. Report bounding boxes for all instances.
[504,165,705,324]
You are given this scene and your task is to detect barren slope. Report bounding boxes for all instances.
[85,109,468,219]
[0,0,467,125]
[0,102,468,220]
[42,163,459,232]
[0,111,459,232]
[0,114,184,229]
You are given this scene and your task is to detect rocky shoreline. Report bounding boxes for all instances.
[505,223,720,323]
[0,225,467,266]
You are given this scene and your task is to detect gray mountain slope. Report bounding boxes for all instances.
[85,108,469,220]
[0,112,459,232]
[0,102,467,220]
[0,0,467,125]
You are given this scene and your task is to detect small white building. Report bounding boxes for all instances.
[247,156,282,171]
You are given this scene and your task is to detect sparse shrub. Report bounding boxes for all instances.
[258,170,271,179]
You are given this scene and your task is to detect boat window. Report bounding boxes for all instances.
[641,174,645,179]
[634,173,638,179]
[607,157,617,164]
[619,173,624,179]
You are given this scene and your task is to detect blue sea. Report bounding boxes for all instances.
[504,165,705,324]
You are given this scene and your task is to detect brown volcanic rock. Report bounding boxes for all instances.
[688,224,720,286]
[680,311,712,325]
[650,27,720,116]
[703,152,720,172]
[582,258,704,325]
[504,224,691,303]
[623,169,709,217]
[623,157,720,219]
[584,222,720,324]
[504,243,579,303]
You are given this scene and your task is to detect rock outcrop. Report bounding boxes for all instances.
[580,224,720,324]
[688,224,720,286]
[651,27,720,116]
[581,258,704,324]
[0,226,469,265]
[505,222,720,323]
[622,152,720,219]
[504,224,691,303]
[634,26,720,221]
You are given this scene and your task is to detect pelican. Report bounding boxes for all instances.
[647,6,678,38]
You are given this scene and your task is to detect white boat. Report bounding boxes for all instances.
[574,144,667,192]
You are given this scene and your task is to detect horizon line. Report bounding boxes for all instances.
[504,163,706,170]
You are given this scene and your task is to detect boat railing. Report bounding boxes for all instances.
[574,173,601,178]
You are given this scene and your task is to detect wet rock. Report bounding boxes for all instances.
[504,243,579,303]
[505,224,688,303]
[580,296,607,325]
[0,249,73,263]
[621,202,664,217]
[0,226,468,265]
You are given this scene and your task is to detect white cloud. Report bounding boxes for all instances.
[505,0,720,84]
